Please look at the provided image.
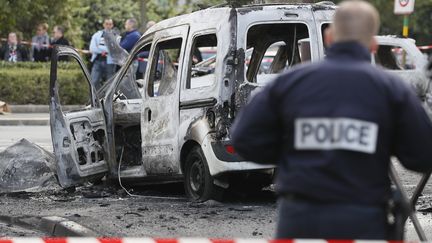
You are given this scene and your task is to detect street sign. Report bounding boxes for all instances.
[394,0,415,15]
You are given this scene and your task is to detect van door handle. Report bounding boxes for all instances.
[63,137,70,147]
[147,109,152,122]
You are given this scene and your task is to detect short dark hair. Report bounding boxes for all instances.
[104,18,113,24]
[127,18,138,29]
[54,25,65,35]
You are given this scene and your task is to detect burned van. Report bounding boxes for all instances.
[50,2,338,201]
[50,2,375,201]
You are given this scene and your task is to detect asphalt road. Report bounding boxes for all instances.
[0,221,44,237]
[0,125,52,152]
[0,125,432,239]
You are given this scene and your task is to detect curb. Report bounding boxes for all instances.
[0,239,406,243]
[8,105,80,113]
[0,118,49,126]
[0,215,97,236]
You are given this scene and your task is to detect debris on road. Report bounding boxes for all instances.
[418,206,432,213]
[0,138,59,193]
[188,200,224,208]
[0,101,11,115]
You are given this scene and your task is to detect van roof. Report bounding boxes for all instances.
[144,2,336,36]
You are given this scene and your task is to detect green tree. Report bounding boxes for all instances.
[0,0,84,47]
[0,0,430,50]
[147,0,187,21]
[78,0,140,49]
[411,0,432,45]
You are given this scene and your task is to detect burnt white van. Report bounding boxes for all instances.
[49,2,430,201]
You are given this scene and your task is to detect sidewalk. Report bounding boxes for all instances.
[0,113,49,126]
[0,105,80,126]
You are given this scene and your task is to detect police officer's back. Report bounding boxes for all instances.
[231,0,432,240]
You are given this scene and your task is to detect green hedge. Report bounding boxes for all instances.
[0,61,81,70]
[0,61,90,105]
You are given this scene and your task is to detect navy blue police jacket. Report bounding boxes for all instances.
[231,42,432,205]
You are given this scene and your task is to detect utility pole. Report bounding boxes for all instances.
[394,0,415,66]
[139,0,148,33]
[402,15,409,38]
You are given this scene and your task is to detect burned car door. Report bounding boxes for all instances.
[50,46,108,188]
[142,25,189,175]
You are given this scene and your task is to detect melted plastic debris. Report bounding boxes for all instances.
[0,138,59,193]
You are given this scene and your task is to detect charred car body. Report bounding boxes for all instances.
[50,2,431,201]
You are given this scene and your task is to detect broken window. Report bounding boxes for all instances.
[148,38,182,97]
[115,43,152,101]
[57,57,91,112]
[374,45,416,70]
[245,23,310,83]
[186,34,217,89]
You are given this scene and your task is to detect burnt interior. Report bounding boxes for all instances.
[186,34,218,89]
[246,23,310,82]
[114,124,142,168]
[375,45,416,70]
[111,44,154,168]
[147,38,183,97]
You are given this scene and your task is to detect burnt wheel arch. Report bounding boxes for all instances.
[180,140,200,174]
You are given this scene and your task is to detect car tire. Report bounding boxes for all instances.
[184,146,220,202]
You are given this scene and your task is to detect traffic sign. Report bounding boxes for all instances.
[394,0,415,15]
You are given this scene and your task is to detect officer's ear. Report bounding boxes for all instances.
[324,26,334,48]
[369,37,378,54]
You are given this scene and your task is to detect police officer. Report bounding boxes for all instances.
[231,0,432,240]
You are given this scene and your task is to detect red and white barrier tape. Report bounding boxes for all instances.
[0,239,411,243]
[0,38,91,55]
[418,45,432,51]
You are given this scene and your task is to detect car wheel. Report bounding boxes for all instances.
[184,146,218,202]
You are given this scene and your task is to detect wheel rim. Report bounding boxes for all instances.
[189,158,205,197]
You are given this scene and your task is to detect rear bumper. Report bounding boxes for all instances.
[201,134,275,176]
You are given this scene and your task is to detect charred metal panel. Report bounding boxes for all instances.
[50,45,109,188]
[140,25,190,176]
[142,97,180,175]
[50,99,108,187]
[183,110,211,144]
[180,98,217,110]
[237,6,264,15]
[68,113,106,169]
[113,99,141,125]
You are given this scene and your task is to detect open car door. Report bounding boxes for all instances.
[50,45,109,188]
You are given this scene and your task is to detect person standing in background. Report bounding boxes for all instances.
[51,25,70,46]
[89,18,116,89]
[0,32,29,62]
[50,25,70,62]
[31,23,50,62]
[120,18,141,53]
